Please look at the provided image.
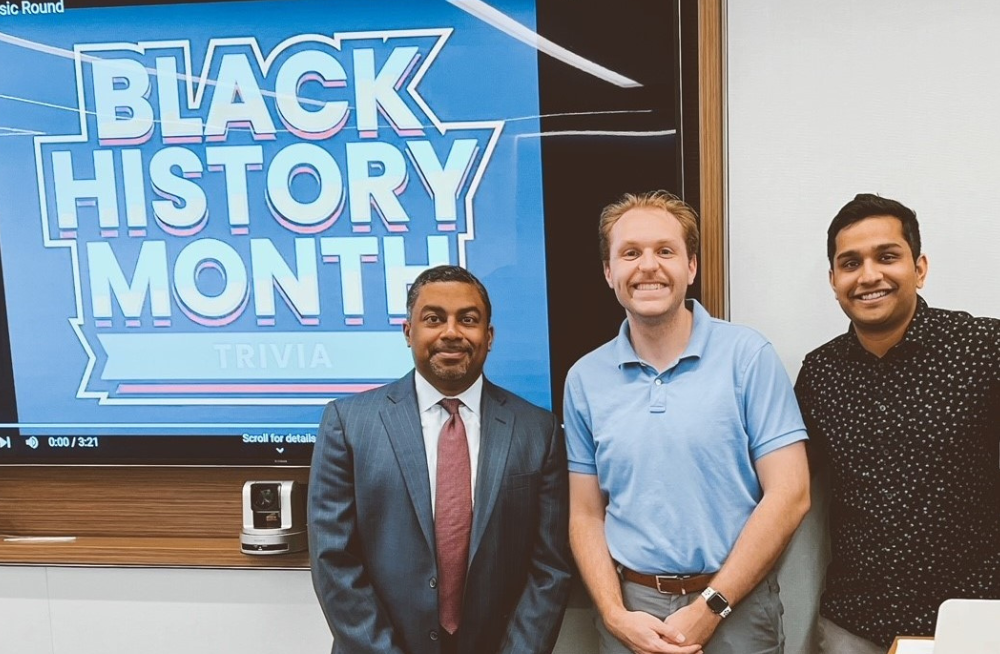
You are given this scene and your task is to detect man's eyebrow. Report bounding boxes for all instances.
[835,242,905,262]
[616,237,683,248]
[419,305,482,315]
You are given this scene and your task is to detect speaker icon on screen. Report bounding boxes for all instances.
[25,436,39,449]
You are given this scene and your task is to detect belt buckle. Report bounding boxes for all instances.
[654,574,686,595]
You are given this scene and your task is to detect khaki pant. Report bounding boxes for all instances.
[596,573,785,654]
[816,616,887,654]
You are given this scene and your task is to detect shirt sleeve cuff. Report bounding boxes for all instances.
[567,461,598,475]
[751,428,808,461]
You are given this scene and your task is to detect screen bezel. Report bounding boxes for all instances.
[0,0,704,465]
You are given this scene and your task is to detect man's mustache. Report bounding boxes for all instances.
[432,345,473,355]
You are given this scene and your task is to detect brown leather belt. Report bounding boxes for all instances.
[617,565,714,595]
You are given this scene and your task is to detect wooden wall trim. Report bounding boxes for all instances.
[699,0,727,318]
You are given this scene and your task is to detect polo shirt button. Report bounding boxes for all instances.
[429,577,437,588]
[429,630,439,641]
[878,404,887,411]
[654,379,663,386]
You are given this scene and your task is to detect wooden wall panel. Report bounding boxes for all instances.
[700,0,727,318]
[0,466,309,567]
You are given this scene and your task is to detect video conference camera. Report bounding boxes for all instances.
[240,480,307,555]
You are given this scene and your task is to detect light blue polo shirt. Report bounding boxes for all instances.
[564,300,807,574]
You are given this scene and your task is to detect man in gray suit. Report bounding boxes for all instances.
[309,265,572,654]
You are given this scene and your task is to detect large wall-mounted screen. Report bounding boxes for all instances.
[0,0,690,464]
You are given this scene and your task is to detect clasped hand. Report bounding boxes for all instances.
[606,606,712,654]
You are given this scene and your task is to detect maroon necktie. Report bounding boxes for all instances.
[435,398,472,634]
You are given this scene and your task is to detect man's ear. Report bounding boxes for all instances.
[915,253,929,289]
[402,320,412,347]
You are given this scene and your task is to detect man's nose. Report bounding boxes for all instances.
[637,250,658,271]
[441,317,461,338]
[859,259,883,283]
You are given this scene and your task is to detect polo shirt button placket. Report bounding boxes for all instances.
[649,375,667,413]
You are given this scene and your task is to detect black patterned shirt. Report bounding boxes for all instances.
[795,296,1000,647]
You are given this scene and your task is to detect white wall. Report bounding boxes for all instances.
[0,567,332,654]
[728,0,1000,370]
[728,2,1000,653]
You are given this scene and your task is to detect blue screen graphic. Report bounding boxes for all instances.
[0,0,550,449]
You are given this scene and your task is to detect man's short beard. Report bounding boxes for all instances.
[429,359,469,381]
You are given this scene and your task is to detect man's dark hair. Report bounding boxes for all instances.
[827,193,921,266]
[405,265,492,323]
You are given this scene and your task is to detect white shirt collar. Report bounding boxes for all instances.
[414,371,483,417]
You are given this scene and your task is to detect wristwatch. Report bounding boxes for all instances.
[701,586,732,618]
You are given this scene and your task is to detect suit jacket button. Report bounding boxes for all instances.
[429,630,439,641]
[429,577,437,589]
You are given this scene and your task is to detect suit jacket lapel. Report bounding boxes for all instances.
[469,380,514,563]
[380,372,435,550]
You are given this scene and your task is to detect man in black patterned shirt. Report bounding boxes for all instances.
[795,193,1000,653]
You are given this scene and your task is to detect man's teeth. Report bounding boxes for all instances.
[859,290,889,301]
[636,283,664,290]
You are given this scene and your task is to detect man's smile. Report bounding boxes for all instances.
[853,289,892,302]
[433,347,472,360]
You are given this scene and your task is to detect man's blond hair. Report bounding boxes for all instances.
[598,190,700,263]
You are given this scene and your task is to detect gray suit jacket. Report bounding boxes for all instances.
[308,371,571,654]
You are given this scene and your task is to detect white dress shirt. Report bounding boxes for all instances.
[413,371,483,516]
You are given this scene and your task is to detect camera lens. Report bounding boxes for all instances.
[251,483,280,511]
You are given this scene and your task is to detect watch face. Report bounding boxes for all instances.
[706,591,729,614]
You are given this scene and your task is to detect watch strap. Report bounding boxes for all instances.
[700,586,732,618]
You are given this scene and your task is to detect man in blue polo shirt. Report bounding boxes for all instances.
[565,190,810,654]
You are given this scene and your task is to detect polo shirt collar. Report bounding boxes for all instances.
[613,299,710,369]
